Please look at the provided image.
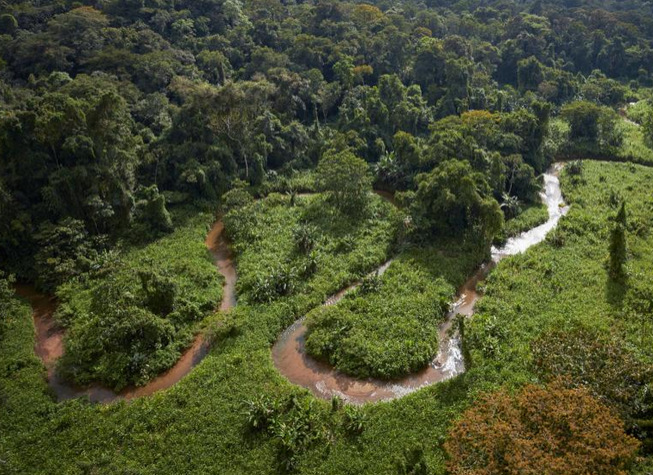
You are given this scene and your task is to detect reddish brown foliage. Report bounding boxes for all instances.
[445,381,640,475]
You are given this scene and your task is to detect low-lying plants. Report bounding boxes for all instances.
[305,256,456,379]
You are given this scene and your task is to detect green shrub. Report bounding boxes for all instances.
[132,185,174,240]
[244,395,282,431]
[342,405,367,435]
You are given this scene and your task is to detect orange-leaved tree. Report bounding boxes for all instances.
[445,381,640,475]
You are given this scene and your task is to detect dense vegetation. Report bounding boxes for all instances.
[4,159,653,474]
[53,209,223,390]
[3,0,653,472]
[304,246,482,379]
[224,188,401,306]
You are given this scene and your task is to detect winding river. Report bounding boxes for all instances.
[19,163,566,404]
[14,218,236,403]
[272,163,569,404]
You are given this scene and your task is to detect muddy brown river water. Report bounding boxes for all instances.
[15,216,236,403]
[272,164,569,404]
[20,165,566,404]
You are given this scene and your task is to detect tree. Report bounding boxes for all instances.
[562,101,602,140]
[132,185,174,240]
[609,201,628,280]
[408,160,503,243]
[517,56,544,91]
[561,101,622,150]
[316,149,371,211]
[445,381,640,475]
[34,218,99,292]
[333,56,355,89]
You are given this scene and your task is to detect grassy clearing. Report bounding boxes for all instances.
[2,161,653,474]
[467,161,653,388]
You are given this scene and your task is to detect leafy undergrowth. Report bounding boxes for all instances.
[52,207,223,390]
[225,192,403,309]
[625,100,651,125]
[258,170,319,196]
[304,244,483,380]
[618,121,653,166]
[3,161,653,474]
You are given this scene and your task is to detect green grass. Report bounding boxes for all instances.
[2,161,653,474]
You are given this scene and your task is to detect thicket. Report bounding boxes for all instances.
[53,208,223,389]
[224,191,402,308]
[2,159,653,475]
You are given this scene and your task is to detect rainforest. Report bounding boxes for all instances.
[1,0,653,473]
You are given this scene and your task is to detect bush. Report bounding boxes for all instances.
[567,160,584,176]
[293,223,319,254]
[244,395,281,431]
[445,381,640,475]
[221,186,254,213]
[343,405,367,435]
[243,394,326,472]
[249,264,297,303]
[132,185,174,240]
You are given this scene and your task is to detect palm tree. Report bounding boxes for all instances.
[500,192,521,219]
